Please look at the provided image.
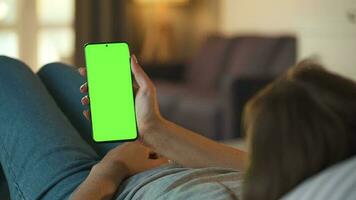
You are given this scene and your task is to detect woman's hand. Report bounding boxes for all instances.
[100,141,168,176]
[78,55,247,171]
[71,142,167,200]
[78,55,163,139]
[130,55,163,135]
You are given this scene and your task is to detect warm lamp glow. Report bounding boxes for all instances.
[136,0,189,63]
[134,0,188,5]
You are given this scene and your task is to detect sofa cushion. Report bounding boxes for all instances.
[224,36,281,77]
[155,81,187,120]
[267,36,297,76]
[170,91,221,139]
[282,155,356,199]
[185,35,232,91]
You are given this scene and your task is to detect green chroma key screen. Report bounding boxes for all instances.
[84,42,138,142]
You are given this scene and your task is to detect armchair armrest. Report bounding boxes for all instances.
[220,76,274,139]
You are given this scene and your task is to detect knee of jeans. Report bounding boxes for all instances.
[38,62,73,79]
[0,55,32,77]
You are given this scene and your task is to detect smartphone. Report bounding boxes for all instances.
[84,42,138,142]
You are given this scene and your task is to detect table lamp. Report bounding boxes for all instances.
[134,0,189,63]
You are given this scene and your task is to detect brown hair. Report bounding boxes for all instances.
[242,61,356,200]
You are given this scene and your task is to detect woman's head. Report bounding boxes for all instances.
[242,61,356,200]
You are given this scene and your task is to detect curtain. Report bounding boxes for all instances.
[74,0,127,67]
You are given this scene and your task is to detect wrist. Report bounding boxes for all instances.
[91,160,129,185]
[72,161,128,199]
[140,117,171,151]
[140,116,165,143]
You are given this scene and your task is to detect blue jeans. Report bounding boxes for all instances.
[0,56,120,200]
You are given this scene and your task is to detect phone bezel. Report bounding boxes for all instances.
[84,41,139,143]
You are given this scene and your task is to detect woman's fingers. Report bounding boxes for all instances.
[81,96,90,120]
[81,95,90,105]
[78,67,86,77]
[83,110,91,120]
[133,80,139,95]
[78,67,90,120]
[80,82,88,93]
[131,55,154,91]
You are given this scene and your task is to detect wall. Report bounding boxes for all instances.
[219,0,356,80]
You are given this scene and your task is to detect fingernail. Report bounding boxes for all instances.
[83,110,89,118]
[81,96,88,105]
[132,54,139,64]
[80,83,86,92]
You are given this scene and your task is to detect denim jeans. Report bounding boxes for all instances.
[0,56,120,200]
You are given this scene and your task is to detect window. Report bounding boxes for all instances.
[0,0,74,71]
[0,0,18,57]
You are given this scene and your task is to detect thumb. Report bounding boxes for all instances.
[131,55,153,90]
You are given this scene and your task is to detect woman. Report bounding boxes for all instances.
[0,55,355,200]
[242,61,356,199]
[74,58,356,199]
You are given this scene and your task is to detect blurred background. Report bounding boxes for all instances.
[1,1,356,198]
[0,0,355,141]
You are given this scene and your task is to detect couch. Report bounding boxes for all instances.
[151,35,296,139]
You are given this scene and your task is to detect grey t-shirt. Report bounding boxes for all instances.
[114,163,243,200]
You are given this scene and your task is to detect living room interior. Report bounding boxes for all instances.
[1,0,355,142]
[0,0,356,199]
